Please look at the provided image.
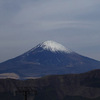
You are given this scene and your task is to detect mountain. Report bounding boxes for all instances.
[0,40,100,79]
[1,69,100,100]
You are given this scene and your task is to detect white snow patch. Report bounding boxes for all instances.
[40,40,72,53]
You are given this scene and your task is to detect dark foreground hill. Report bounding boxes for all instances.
[0,41,100,79]
[0,69,100,100]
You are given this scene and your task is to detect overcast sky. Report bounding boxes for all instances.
[0,0,100,62]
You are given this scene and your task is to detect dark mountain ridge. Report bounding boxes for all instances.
[0,69,100,100]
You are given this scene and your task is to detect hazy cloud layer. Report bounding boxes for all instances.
[0,0,100,62]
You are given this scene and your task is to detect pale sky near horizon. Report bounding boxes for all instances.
[0,0,100,62]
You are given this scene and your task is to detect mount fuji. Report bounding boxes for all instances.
[0,40,100,79]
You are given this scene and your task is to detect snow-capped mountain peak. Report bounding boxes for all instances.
[39,40,72,53]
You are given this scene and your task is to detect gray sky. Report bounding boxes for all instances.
[0,0,100,62]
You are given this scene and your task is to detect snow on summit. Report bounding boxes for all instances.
[40,40,72,53]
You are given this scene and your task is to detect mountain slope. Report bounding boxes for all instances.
[0,40,100,79]
[1,69,100,100]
